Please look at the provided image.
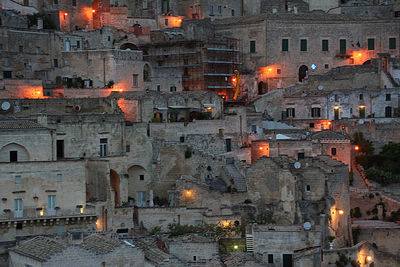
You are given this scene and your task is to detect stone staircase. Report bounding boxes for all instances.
[224,164,247,192]
[246,105,263,126]
[246,234,254,252]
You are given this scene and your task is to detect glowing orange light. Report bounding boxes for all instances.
[92,9,95,13]
[64,12,68,16]
[327,121,332,125]
[366,256,373,262]
[36,91,41,95]
[268,68,273,72]
[354,146,360,151]
[358,53,362,57]
[232,77,237,82]
[185,190,192,196]
[338,210,344,215]
[178,19,182,22]
[119,88,123,92]
[259,147,263,150]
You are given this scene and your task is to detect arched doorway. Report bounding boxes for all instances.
[258,81,267,95]
[128,165,147,207]
[120,43,138,50]
[110,169,120,206]
[298,65,308,82]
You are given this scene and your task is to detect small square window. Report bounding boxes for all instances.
[325,64,329,69]
[15,176,21,184]
[298,152,304,160]
[139,175,144,181]
[277,69,281,74]
[306,185,311,192]
[309,123,315,128]
[386,94,391,101]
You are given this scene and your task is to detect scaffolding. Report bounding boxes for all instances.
[141,37,242,100]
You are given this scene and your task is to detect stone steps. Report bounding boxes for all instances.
[224,164,247,192]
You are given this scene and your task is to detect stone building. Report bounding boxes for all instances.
[212,12,400,90]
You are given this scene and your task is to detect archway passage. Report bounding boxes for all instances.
[110,169,120,206]
[120,43,138,51]
[298,65,308,82]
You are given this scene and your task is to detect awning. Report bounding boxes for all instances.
[168,106,190,109]
[276,134,291,140]
[203,104,216,108]
[155,107,168,110]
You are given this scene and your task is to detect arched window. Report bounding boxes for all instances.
[298,65,308,82]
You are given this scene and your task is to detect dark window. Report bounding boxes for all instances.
[250,40,256,53]
[56,140,64,159]
[16,222,23,230]
[389,38,396,50]
[309,123,315,128]
[306,185,311,192]
[298,153,304,160]
[386,94,391,101]
[300,39,307,51]
[193,256,197,261]
[331,147,337,155]
[0,44,3,51]
[157,85,161,91]
[3,71,12,79]
[395,11,400,17]
[54,0,58,4]
[286,108,295,118]
[359,94,363,100]
[231,9,235,16]
[76,40,80,48]
[139,175,144,181]
[277,69,281,74]
[10,151,18,162]
[325,64,329,69]
[283,254,293,267]
[368,38,375,50]
[100,138,108,157]
[126,145,130,152]
[226,139,232,152]
[282,39,289,51]
[19,45,23,52]
[322,39,329,51]
[385,106,392,118]
[218,5,222,15]
[170,86,176,92]
[53,59,58,68]
[359,106,365,118]
[268,254,274,263]
[311,107,321,118]
[339,39,346,54]
[72,0,76,6]
[180,136,185,143]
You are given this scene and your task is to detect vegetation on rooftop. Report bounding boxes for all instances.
[167,222,245,240]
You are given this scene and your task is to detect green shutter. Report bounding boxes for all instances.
[282,39,289,51]
[368,38,375,50]
[340,39,346,54]
[389,38,396,50]
[250,40,256,53]
[322,40,329,51]
[300,39,307,51]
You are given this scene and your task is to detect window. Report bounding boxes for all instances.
[88,59,93,66]
[298,153,304,160]
[359,106,365,118]
[76,41,80,49]
[126,145,130,152]
[48,195,56,210]
[339,39,346,54]
[389,38,396,50]
[282,39,289,52]
[136,191,146,207]
[157,84,160,91]
[180,136,185,143]
[305,185,311,192]
[170,86,176,92]
[325,64,329,69]
[4,58,9,67]
[57,174,62,182]
[165,19,168,26]
[300,39,307,51]
[311,107,321,118]
[209,5,214,15]
[53,59,58,67]
[132,74,138,87]
[277,69,281,74]
[226,138,232,152]
[72,0,76,6]
[334,107,340,120]
[231,9,235,16]
[56,140,64,159]
[250,40,256,53]
[218,5,222,15]
[268,254,274,263]
[331,147,337,156]
[309,123,315,128]
[385,106,392,118]
[54,0,58,4]
[359,94,363,100]
[36,47,40,54]
[139,175,144,181]
[15,176,21,184]
[194,220,202,226]
[334,95,338,102]
[368,38,375,50]
[193,256,197,261]
[100,138,108,157]
[386,94,391,101]
[14,199,23,218]
[143,0,147,8]
[10,151,18,162]
[322,39,329,51]
[286,108,295,118]
[3,71,12,78]
[27,65,32,72]
[108,36,111,41]
[19,45,23,52]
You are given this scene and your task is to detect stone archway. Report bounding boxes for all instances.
[0,143,30,162]
[128,165,147,207]
[298,65,308,82]
[120,43,138,50]
[110,169,120,206]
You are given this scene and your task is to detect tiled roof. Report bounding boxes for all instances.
[79,234,123,255]
[0,120,47,130]
[134,240,170,265]
[11,236,66,262]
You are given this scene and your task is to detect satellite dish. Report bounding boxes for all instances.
[317,85,324,90]
[294,162,301,169]
[303,222,311,230]
[1,101,11,111]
